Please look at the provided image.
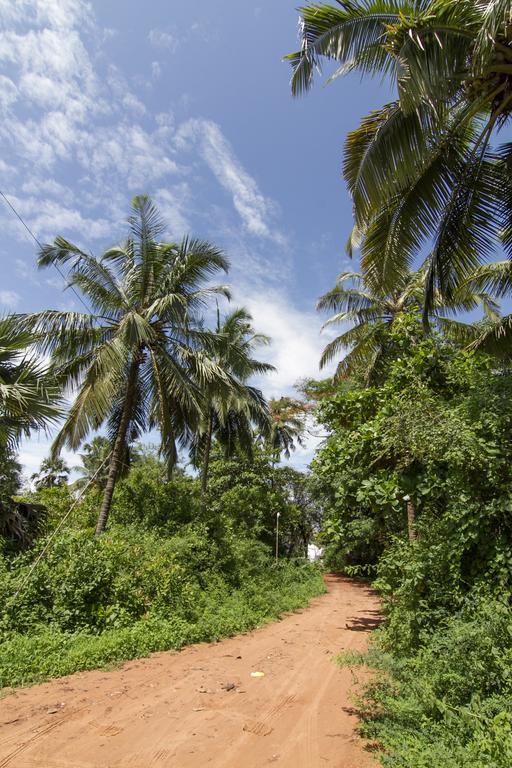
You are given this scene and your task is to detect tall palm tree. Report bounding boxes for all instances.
[0,315,62,447]
[317,266,499,382]
[286,1,512,312]
[267,397,307,460]
[24,196,236,534]
[191,307,274,495]
[0,317,62,541]
[454,260,512,356]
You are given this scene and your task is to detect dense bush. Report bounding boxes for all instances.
[312,318,512,766]
[0,453,324,689]
[348,596,512,767]
[0,526,323,688]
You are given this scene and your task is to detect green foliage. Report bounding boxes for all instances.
[353,597,512,767]
[110,462,200,533]
[31,456,69,490]
[286,1,512,315]
[206,447,320,556]
[312,319,512,765]
[0,450,324,689]
[0,446,47,547]
[0,315,62,447]
[0,523,324,688]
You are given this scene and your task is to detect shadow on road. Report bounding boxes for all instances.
[345,610,382,632]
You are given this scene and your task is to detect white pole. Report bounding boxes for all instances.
[275,511,280,565]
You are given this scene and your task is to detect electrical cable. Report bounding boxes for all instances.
[0,189,95,316]
[10,450,113,603]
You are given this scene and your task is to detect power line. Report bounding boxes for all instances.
[9,450,113,604]
[0,189,94,316]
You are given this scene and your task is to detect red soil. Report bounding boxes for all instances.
[0,574,380,767]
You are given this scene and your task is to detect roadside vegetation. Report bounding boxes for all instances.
[3,3,512,765]
[0,197,323,688]
[286,2,512,766]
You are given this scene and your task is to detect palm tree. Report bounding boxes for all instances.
[191,307,274,495]
[0,315,62,447]
[24,196,236,534]
[317,266,499,382]
[285,1,512,312]
[72,436,112,492]
[454,260,512,357]
[0,317,61,541]
[31,456,69,490]
[267,397,306,460]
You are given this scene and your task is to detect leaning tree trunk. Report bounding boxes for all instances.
[406,498,417,542]
[95,357,140,536]
[200,410,214,498]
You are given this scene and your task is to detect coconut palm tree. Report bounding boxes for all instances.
[455,260,512,357]
[24,196,236,534]
[72,436,112,492]
[0,315,62,447]
[267,397,306,460]
[191,307,274,495]
[317,266,499,382]
[285,1,512,312]
[31,456,69,490]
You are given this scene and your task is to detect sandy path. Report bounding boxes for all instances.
[0,575,380,768]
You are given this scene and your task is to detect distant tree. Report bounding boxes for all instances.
[191,307,273,495]
[266,397,306,460]
[0,443,22,534]
[317,267,498,384]
[206,446,317,553]
[73,436,111,492]
[0,444,46,545]
[31,456,69,490]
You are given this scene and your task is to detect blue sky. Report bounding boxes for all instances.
[0,0,388,477]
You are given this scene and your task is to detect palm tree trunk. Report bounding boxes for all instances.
[406,499,417,542]
[95,357,140,536]
[201,410,213,497]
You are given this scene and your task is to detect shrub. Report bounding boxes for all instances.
[0,521,325,688]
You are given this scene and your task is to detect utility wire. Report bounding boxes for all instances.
[0,189,95,316]
[10,450,113,603]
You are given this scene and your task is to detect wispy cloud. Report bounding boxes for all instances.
[0,0,332,478]
[148,28,178,51]
[176,119,286,244]
[236,288,335,398]
[0,289,20,308]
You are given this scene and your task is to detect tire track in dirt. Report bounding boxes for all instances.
[0,575,380,768]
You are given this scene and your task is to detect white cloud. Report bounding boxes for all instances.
[18,437,77,484]
[77,123,179,191]
[236,288,336,398]
[0,0,92,30]
[154,186,192,238]
[176,119,285,243]
[148,28,178,51]
[151,61,161,79]
[0,289,20,308]
[0,74,18,108]
[6,194,112,241]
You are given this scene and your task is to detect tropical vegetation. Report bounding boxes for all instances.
[0,196,323,689]
[3,7,512,765]
[286,2,512,765]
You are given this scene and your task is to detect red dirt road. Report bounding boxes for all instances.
[0,575,380,768]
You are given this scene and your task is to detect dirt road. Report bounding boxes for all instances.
[0,575,380,768]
